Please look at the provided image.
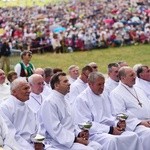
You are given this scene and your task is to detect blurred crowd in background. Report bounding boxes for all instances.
[0,0,150,53]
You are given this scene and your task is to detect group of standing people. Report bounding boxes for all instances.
[0,49,149,150]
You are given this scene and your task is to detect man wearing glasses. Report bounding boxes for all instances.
[14,50,35,78]
[88,62,98,72]
[67,65,93,107]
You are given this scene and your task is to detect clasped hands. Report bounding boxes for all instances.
[113,120,126,135]
[74,130,89,145]
[138,120,150,128]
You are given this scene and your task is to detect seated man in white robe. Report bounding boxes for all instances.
[67,65,93,106]
[88,62,98,72]
[134,65,150,99]
[0,114,21,150]
[68,65,79,84]
[43,67,53,89]
[39,72,102,150]
[110,66,150,150]
[27,74,45,114]
[74,72,143,150]
[0,78,57,150]
[0,69,10,103]
[104,62,120,96]
[34,68,52,99]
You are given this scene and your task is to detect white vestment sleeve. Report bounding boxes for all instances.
[74,96,110,134]
[110,91,141,131]
[41,100,75,148]
[0,106,34,150]
[14,63,21,77]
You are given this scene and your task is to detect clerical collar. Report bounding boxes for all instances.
[30,92,43,105]
[12,95,25,106]
[121,82,142,107]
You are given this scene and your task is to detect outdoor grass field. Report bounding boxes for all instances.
[10,44,150,74]
[0,0,68,7]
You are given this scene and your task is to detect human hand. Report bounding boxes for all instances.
[113,127,124,135]
[139,121,150,128]
[117,120,126,131]
[78,130,89,140]
[75,137,89,145]
[34,143,44,150]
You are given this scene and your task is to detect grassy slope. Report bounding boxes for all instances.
[11,44,150,74]
[0,0,66,7]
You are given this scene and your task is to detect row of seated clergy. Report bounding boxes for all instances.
[0,65,149,149]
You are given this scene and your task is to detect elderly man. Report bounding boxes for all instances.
[0,78,56,150]
[67,65,93,106]
[88,62,98,72]
[0,69,10,103]
[27,74,45,114]
[34,68,52,98]
[110,66,150,150]
[68,65,79,84]
[104,62,120,95]
[39,72,102,150]
[74,72,143,150]
[14,50,35,78]
[134,65,150,99]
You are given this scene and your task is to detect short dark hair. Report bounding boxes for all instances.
[51,72,66,89]
[81,65,93,73]
[136,65,148,78]
[108,63,119,72]
[7,71,17,82]
[44,67,53,78]
[53,68,63,74]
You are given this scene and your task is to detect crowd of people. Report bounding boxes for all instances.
[0,0,150,53]
[0,48,149,149]
[0,0,150,149]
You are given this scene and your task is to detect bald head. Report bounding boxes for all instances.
[119,66,136,87]
[34,68,44,77]
[28,74,44,94]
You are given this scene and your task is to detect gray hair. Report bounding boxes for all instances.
[28,74,43,85]
[107,63,119,73]
[88,72,105,83]
[118,66,132,79]
[11,78,27,92]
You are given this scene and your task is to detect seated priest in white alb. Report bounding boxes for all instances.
[134,65,150,100]
[74,72,143,150]
[0,78,58,150]
[110,66,150,150]
[27,74,45,114]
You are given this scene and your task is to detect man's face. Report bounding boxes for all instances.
[31,76,44,94]
[122,69,136,87]
[69,67,79,79]
[89,77,105,95]
[109,66,120,82]
[57,75,70,95]
[91,65,98,72]
[0,70,5,84]
[23,53,32,61]
[140,67,150,82]
[13,82,31,102]
[82,70,92,83]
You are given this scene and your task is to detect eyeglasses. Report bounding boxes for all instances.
[92,66,98,69]
[28,54,32,57]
